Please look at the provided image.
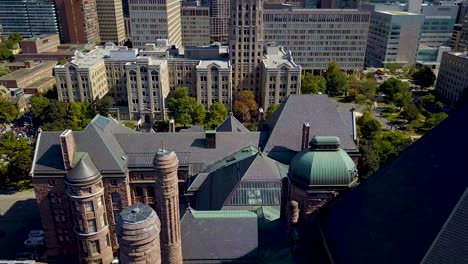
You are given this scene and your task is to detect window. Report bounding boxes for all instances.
[111,192,121,203]
[90,240,100,254]
[111,179,117,186]
[85,201,94,212]
[105,234,110,247]
[88,219,97,233]
[78,219,84,232]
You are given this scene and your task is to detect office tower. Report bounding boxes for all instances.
[229,0,264,97]
[264,6,370,72]
[436,51,468,103]
[366,10,424,67]
[96,0,126,44]
[457,1,468,24]
[128,0,182,49]
[460,14,468,51]
[0,0,59,38]
[55,0,101,44]
[154,150,183,264]
[181,5,210,47]
[210,0,230,44]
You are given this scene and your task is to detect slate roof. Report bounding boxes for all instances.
[66,153,101,184]
[264,95,358,164]
[321,102,468,264]
[181,208,258,264]
[216,114,250,132]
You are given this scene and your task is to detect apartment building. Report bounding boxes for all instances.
[263,6,371,72]
[261,45,302,110]
[229,0,265,97]
[96,0,126,44]
[210,0,230,43]
[435,51,468,103]
[128,0,182,49]
[181,5,211,47]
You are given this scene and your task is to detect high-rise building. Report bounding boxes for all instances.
[128,0,182,49]
[460,14,468,51]
[435,51,468,103]
[0,0,59,38]
[229,0,264,97]
[210,0,230,44]
[264,6,371,72]
[181,5,210,47]
[96,0,126,44]
[55,0,101,44]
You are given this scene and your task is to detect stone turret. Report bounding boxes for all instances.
[154,150,183,264]
[117,203,161,264]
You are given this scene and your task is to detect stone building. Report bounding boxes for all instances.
[95,0,126,44]
[181,5,211,47]
[0,60,56,94]
[435,51,468,104]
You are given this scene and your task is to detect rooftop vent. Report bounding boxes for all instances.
[310,136,340,151]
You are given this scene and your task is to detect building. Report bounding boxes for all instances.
[435,51,468,103]
[450,23,463,51]
[181,5,211,47]
[365,10,425,67]
[263,6,371,72]
[210,0,230,44]
[229,0,265,97]
[456,1,468,24]
[0,60,56,94]
[55,0,101,44]
[14,34,76,62]
[460,13,468,51]
[128,0,182,49]
[0,0,59,38]
[96,0,126,44]
[261,44,301,110]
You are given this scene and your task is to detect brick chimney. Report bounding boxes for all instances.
[301,123,310,150]
[60,129,76,170]
[205,131,216,149]
[169,119,175,133]
[24,60,33,68]
[351,108,358,146]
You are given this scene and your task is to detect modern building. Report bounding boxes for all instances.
[229,0,265,97]
[435,51,468,103]
[456,0,468,24]
[0,0,59,38]
[96,0,126,44]
[365,10,425,67]
[55,0,101,44]
[210,0,230,44]
[128,0,182,49]
[450,23,463,51]
[261,44,301,109]
[263,5,371,72]
[460,13,468,51]
[0,60,56,94]
[181,5,211,47]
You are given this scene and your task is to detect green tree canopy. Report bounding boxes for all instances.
[424,112,448,129]
[301,73,326,94]
[7,33,23,44]
[0,66,11,77]
[379,78,410,98]
[356,111,381,140]
[412,65,436,89]
[0,132,32,182]
[94,95,113,116]
[0,98,18,124]
[266,103,279,120]
[207,102,228,124]
[233,90,258,122]
[400,102,420,121]
[393,90,413,110]
[325,61,349,96]
[167,87,206,127]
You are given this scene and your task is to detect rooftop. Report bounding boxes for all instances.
[379,10,419,15]
[56,43,123,69]
[0,61,57,81]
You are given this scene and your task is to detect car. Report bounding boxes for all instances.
[24,236,45,247]
[28,230,44,238]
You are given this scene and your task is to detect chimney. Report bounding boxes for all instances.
[169,119,175,133]
[351,108,358,147]
[205,131,216,149]
[301,123,310,151]
[60,129,76,170]
[24,60,32,68]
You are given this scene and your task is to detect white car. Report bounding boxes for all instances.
[24,236,45,247]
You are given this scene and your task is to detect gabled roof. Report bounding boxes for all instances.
[264,95,358,164]
[181,208,258,263]
[216,114,250,132]
[321,102,468,264]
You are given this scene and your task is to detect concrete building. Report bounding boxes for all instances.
[195,60,233,109]
[261,44,301,110]
[450,23,464,51]
[181,5,211,47]
[263,6,371,72]
[128,0,182,49]
[460,14,468,51]
[365,10,425,67]
[0,0,59,38]
[0,60,56,94]
[229,0,265,97]
[210,0,230,44]
[55,0,101,44]
[14,34,76,62]
[435,51,468,103]
[96,0,126,44]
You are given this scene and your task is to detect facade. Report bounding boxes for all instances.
[460,14,468,51]
[195,60,233,109]
[181,5,211,47]
[128,0,182,49]
[210,0,230,44]
[0,0,59,38]
[263,6,371,72]
[261,45,301,109]
[0,60,56,93]
[229,0,265,97]
[96,0,126,44]
[450,23,463,51]
[365,10,425,67]
[19,34,61,54]
[435,51,468,103]
[55,0,101,44]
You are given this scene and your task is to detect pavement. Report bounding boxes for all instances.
[0,190,41,260]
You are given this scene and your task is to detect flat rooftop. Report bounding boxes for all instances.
[448,52,468,59]
[379,10,419,15]
[0,61,56,80]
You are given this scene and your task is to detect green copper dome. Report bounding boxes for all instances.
[289,136,357,188]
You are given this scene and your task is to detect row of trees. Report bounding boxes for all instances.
[0,132,32,184]
[0,33,23,61]
[301,61,349,96]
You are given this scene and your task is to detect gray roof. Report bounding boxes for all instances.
[180,125,205,132]
[66,153,101,184]
[321,102,468,264]
[216,115,250,132]
[264,95,358,163]
[181,209,258,263]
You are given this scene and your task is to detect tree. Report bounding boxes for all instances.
[385,63,401,74]
[379,78,410,98]
[360,79,377,101]
[233,90,257,122]
[193,103,206,125]
[45,100,68,123]
[417,94,436,111]
[358,141,380,181]
[0,66,11,77]
[356,111,382,140]
[0,132,32,182]
[0,98,18,124]
[94,95,113,116]
[301,73,326,94]
[266,104,279,120]
[167,87,203,127]
[376,131,412,166]
[424,112,448,129]
[325,62,349,96]
[393,91,412,110]
[412,65,436,90]
[7,33,23,44]
[0,45,13,61]
[400,102,420,121]
[207,102,228,124]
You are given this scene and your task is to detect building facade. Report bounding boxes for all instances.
[460,14,468,51]
[181,5,211,47]
[0,61,57,92]
[195,60,233,109]
[263,6,371,72]
[435,51,468,103]
[210,0,230,44]
[128,0,182,49]
[0,0,59,38]
[96,0,126,44]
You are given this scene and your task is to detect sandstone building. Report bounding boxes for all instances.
[181,4,211,47]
